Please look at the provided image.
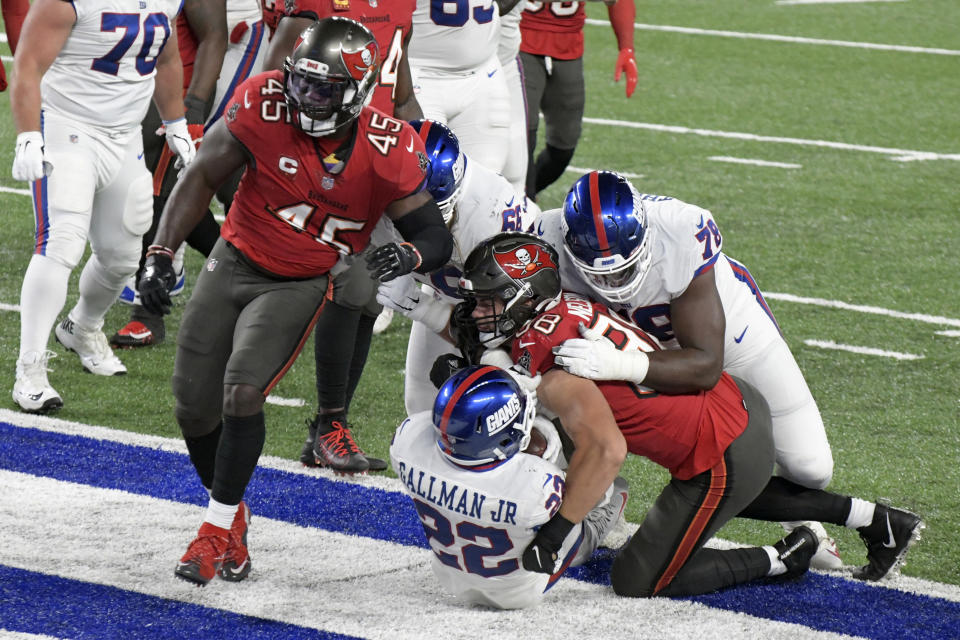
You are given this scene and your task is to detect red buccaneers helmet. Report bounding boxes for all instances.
[283,17,380,136]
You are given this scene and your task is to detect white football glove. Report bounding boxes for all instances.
[12,131,51,182]
[376,273,452,334]
[552,322,650,384]
[163,117,196,170]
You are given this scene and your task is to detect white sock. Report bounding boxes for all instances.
[846,498,876,529]
[204,497,238,530]
[765,545,786,576]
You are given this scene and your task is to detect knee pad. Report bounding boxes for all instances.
[44,217,89,269]
[120,172,154,237]
[775,454,834,490]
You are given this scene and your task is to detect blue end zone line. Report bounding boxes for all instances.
[0,565,362,640]
[2,421,958,640]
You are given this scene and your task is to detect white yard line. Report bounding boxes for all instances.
[581,117,960,162]
[777,0,907,5]
[708,156,802,168]
[803,339,923,360]
[585,20,960,56]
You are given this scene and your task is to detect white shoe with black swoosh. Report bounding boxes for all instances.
[13,350,63,414]
[853,503,924,581]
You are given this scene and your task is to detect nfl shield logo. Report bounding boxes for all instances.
[69,135,79,144]
[321,176,335,190]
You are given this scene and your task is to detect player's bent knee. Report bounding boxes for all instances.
[610,550,656,598]
[223,383,265,417]
[777,454,833,490]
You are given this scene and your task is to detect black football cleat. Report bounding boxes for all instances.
[853,504,924,581]
[308,414,369,475]
[772,525,818,580]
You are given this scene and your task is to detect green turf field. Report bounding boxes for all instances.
[1,2,957,587]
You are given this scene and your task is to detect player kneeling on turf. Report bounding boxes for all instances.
[390,365,628,609]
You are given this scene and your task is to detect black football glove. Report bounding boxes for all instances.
[430,353,469,389]
[139,247,177,316]
[366,242,422,282]
[522,513,575,575]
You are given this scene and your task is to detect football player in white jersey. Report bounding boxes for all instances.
[10,0,195,413]
[390,364,628,609]
[496,1,527,193]
[543,170,843,569]
[374,120,539,415]
[407,0,517,175]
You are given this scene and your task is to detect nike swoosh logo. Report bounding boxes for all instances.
[734,326,748,343]
[519,340,535,348]
[406,137,414,152]
[882,512,897,548]
[137,153,144,160]
[224,558,249,574]
[244,90,251,109]
[696,214,704,228]
[487,69,497,78]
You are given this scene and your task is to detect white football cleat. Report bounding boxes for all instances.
[55,316,127,376]
[13,350,63,413]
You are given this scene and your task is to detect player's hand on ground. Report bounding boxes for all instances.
[139,246,177,315]
[367,242,422,282]
[12,131,51,182]
[552,322,649,384]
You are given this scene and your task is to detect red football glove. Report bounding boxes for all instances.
[614,47,638,98]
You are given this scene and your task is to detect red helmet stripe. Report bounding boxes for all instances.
[438,366,499,451]
[418,120,433,144]
[589,171,611,257]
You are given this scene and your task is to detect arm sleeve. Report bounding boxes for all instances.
[392,199,455,274]
[607,0,636,50]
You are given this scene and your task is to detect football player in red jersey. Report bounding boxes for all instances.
[520,0,638,198]
[450,232,923,596]
[263,0,423,473]
[139,17,453,587]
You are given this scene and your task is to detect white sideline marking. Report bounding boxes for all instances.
[777,0,906,5]
[804,339,923,360]
[567,165,645,179]
[709,156,802,168]
[0,303,19,312]
[264,394,306,407]
[935,330,960,337]
[581,117,960,163]
[764,292,960,328]
[585,20,960,56]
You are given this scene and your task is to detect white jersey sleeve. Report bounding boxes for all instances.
[390,412,573,609]
[409,0,500,72]
[41,0,184,131]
